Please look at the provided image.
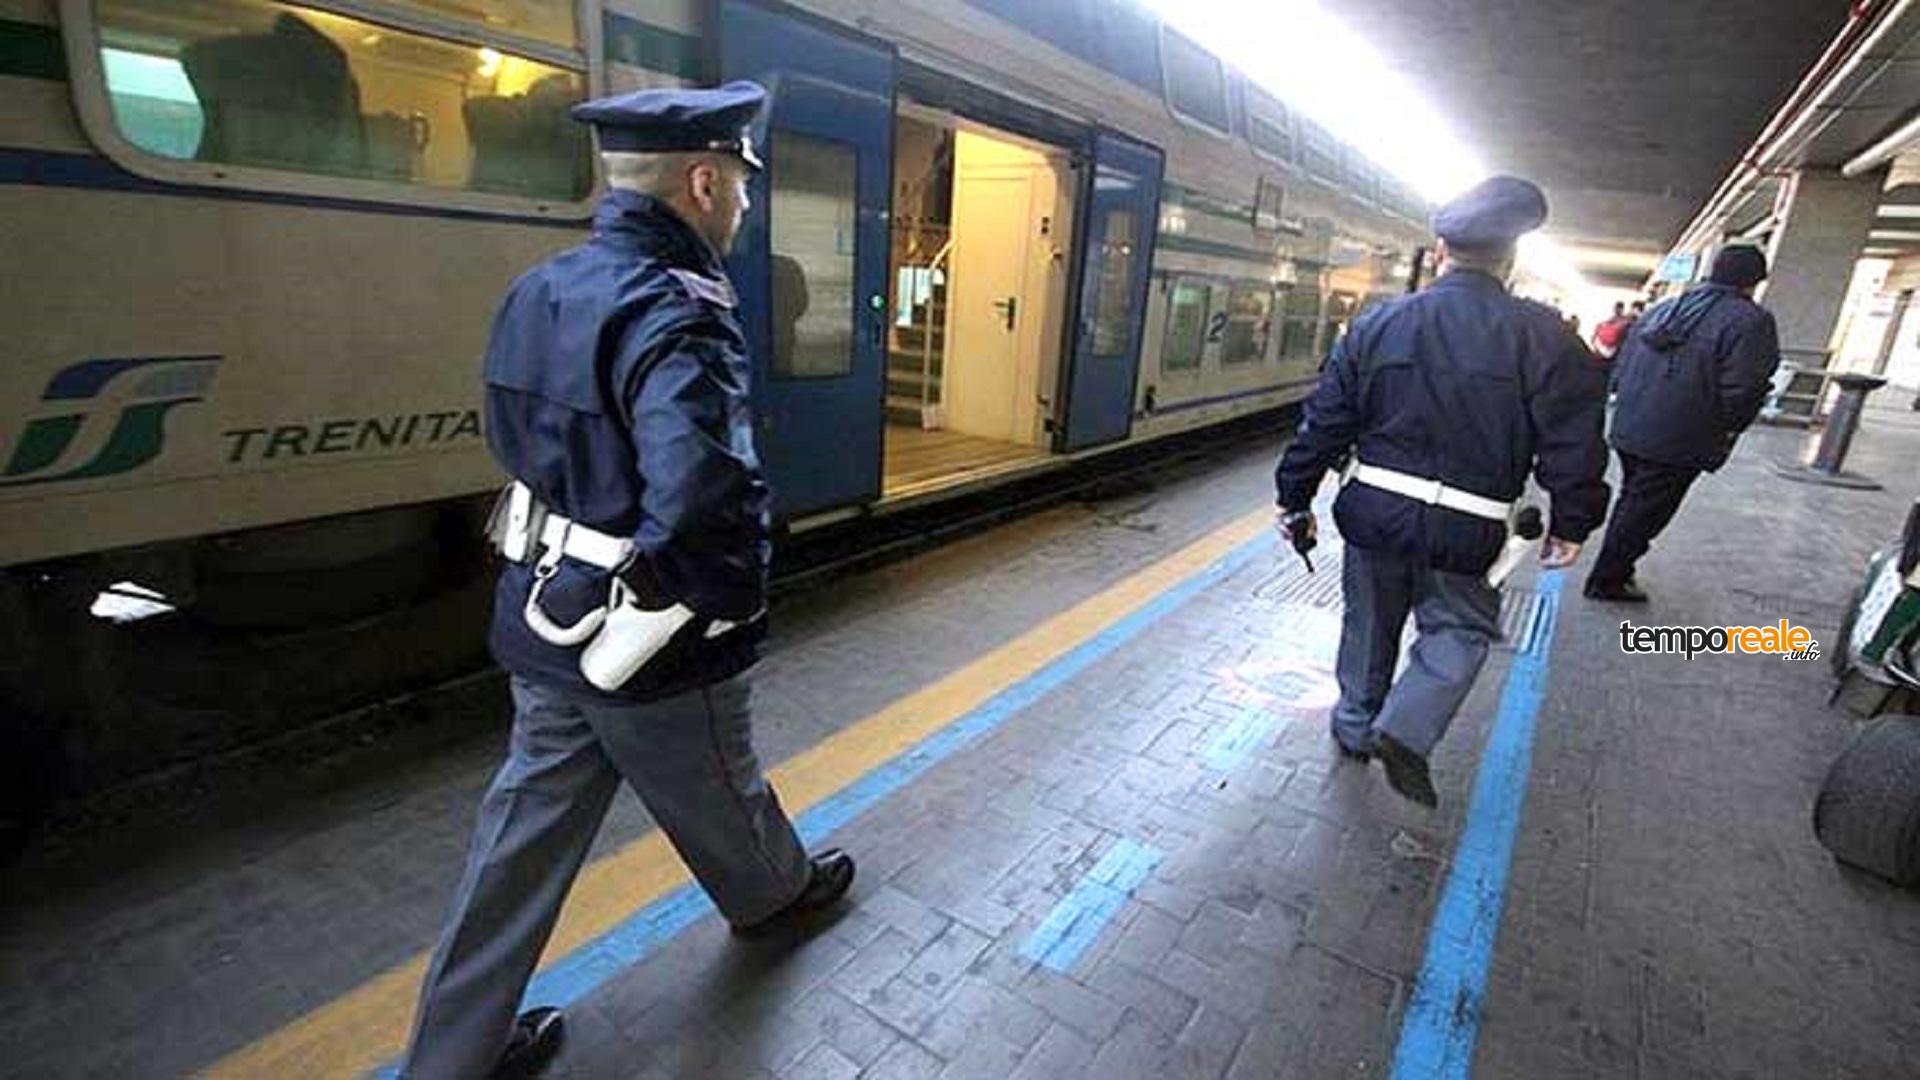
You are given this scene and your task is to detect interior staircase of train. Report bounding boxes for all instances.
[887,131,954,429]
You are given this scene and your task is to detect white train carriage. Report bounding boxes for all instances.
[0,0,1428,595]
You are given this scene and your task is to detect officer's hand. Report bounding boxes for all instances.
[1275,507,1317,545]
[1539,536,1582,569]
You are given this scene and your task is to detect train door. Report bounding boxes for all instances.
[1058,131,1163,452]
[720,0,894,518]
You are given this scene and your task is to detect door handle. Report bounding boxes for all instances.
[993,296,1017,331]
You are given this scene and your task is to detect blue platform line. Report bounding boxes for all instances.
[1019,837,1164,972]
[374,531,1272,1072]
[1390,572,1565,1080]
[1202,706,1278,771]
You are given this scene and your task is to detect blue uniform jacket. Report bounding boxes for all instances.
[1608,283,1780,471]
[484,189,771,702]
[1274,269,1611,575]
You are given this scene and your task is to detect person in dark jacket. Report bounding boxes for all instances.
[400,83,853,1079]
[1275,176,1610,807]
[1584,245,1781,602]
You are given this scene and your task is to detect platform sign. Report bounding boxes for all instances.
[722,0,894,518]
[1059,131,1164,452]
[1656,252,1698,283]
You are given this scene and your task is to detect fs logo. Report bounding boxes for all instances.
[2,356,219,487]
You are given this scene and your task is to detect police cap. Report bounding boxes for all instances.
[1431,175,1548,249]
[571,80,768,170]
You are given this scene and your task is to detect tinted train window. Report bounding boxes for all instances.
[1161,279,1210,372]
[1091,209,1140,356]
[380,0,576,50]
[92,0,589,200]
[1280,282,1322,362]
[1324,290,1360,349]
[1300,120,1339,182]
[1221,284,1275,365]
[769,134,857,379]
[1160,28,1229,132]
[1245,88,1293,162]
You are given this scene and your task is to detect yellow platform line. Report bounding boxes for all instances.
[208,506,1271,1078]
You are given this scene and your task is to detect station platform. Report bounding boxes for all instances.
[4,406,1919,1080]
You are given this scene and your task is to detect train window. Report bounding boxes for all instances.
[1161,279,1210,373]
[88,0,589,201]
[1091,209,1140,356]
[1221,284,1275,365]
[1159,27,1230,133]
[1245,87,1293,164]
[769,133,857,379]
[1324,290,1360,349]
[1300,119,1339,183]
[1279,282,1322,362]
[1346,153,1379,204]
[377,0,576,51]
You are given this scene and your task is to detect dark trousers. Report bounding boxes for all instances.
[1332,545,1502,757]
[1588,450,1699,587]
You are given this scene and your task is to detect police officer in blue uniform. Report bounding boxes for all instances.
[1274,176,1609,807]
[401,82,854,1079]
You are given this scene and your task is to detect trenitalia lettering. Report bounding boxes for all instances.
[1617,620,1820,661]
[221,410,482,463]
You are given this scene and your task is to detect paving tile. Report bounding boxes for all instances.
[1013,966,1127,1043]
[856,976,946,1038]
[1239,896,1306,958]
[1081,956,1199,1035]
[899,922,992,999]
[913,975,1050,1059]
[779,1041,861,1080]
[1103,903,1184,971]
[853,887,952,948]
[860,1038,946,1080]
[1175,900,1254,969]
[1005,1023,1096,1080]
[828,930,920,1002]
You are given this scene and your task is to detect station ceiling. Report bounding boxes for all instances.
[1336,1,1852,289]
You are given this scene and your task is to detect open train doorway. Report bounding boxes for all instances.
[883,107,1076,498]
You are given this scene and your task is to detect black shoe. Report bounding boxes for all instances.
[1333,735,1371,764]
[1583,577,1648,603]
[1373,734,1438,809]
[491,1007,564,1079]
[732,849,856,939]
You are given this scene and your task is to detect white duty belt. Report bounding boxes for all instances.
[488,481,634,571]
[486,481,639,648]
[1347,462,1513,522]
[485,482,733,690]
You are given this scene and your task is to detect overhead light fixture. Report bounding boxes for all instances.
[477,46,504,77]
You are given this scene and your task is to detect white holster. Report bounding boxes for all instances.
[487,481,716,691]
[580,579,696,691]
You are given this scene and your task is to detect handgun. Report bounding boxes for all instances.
[1282,509,1317,573]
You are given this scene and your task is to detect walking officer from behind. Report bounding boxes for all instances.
[1274,176,1610,807]
[400,82,854,1079]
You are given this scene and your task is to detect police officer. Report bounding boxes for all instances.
[1584,245,1780,602]
[1274,176,1610,807]
[400,82,854,1078]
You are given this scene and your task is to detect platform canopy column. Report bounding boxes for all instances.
[1761,166,1887,367]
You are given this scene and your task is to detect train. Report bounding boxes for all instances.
[0,0,1432,816]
